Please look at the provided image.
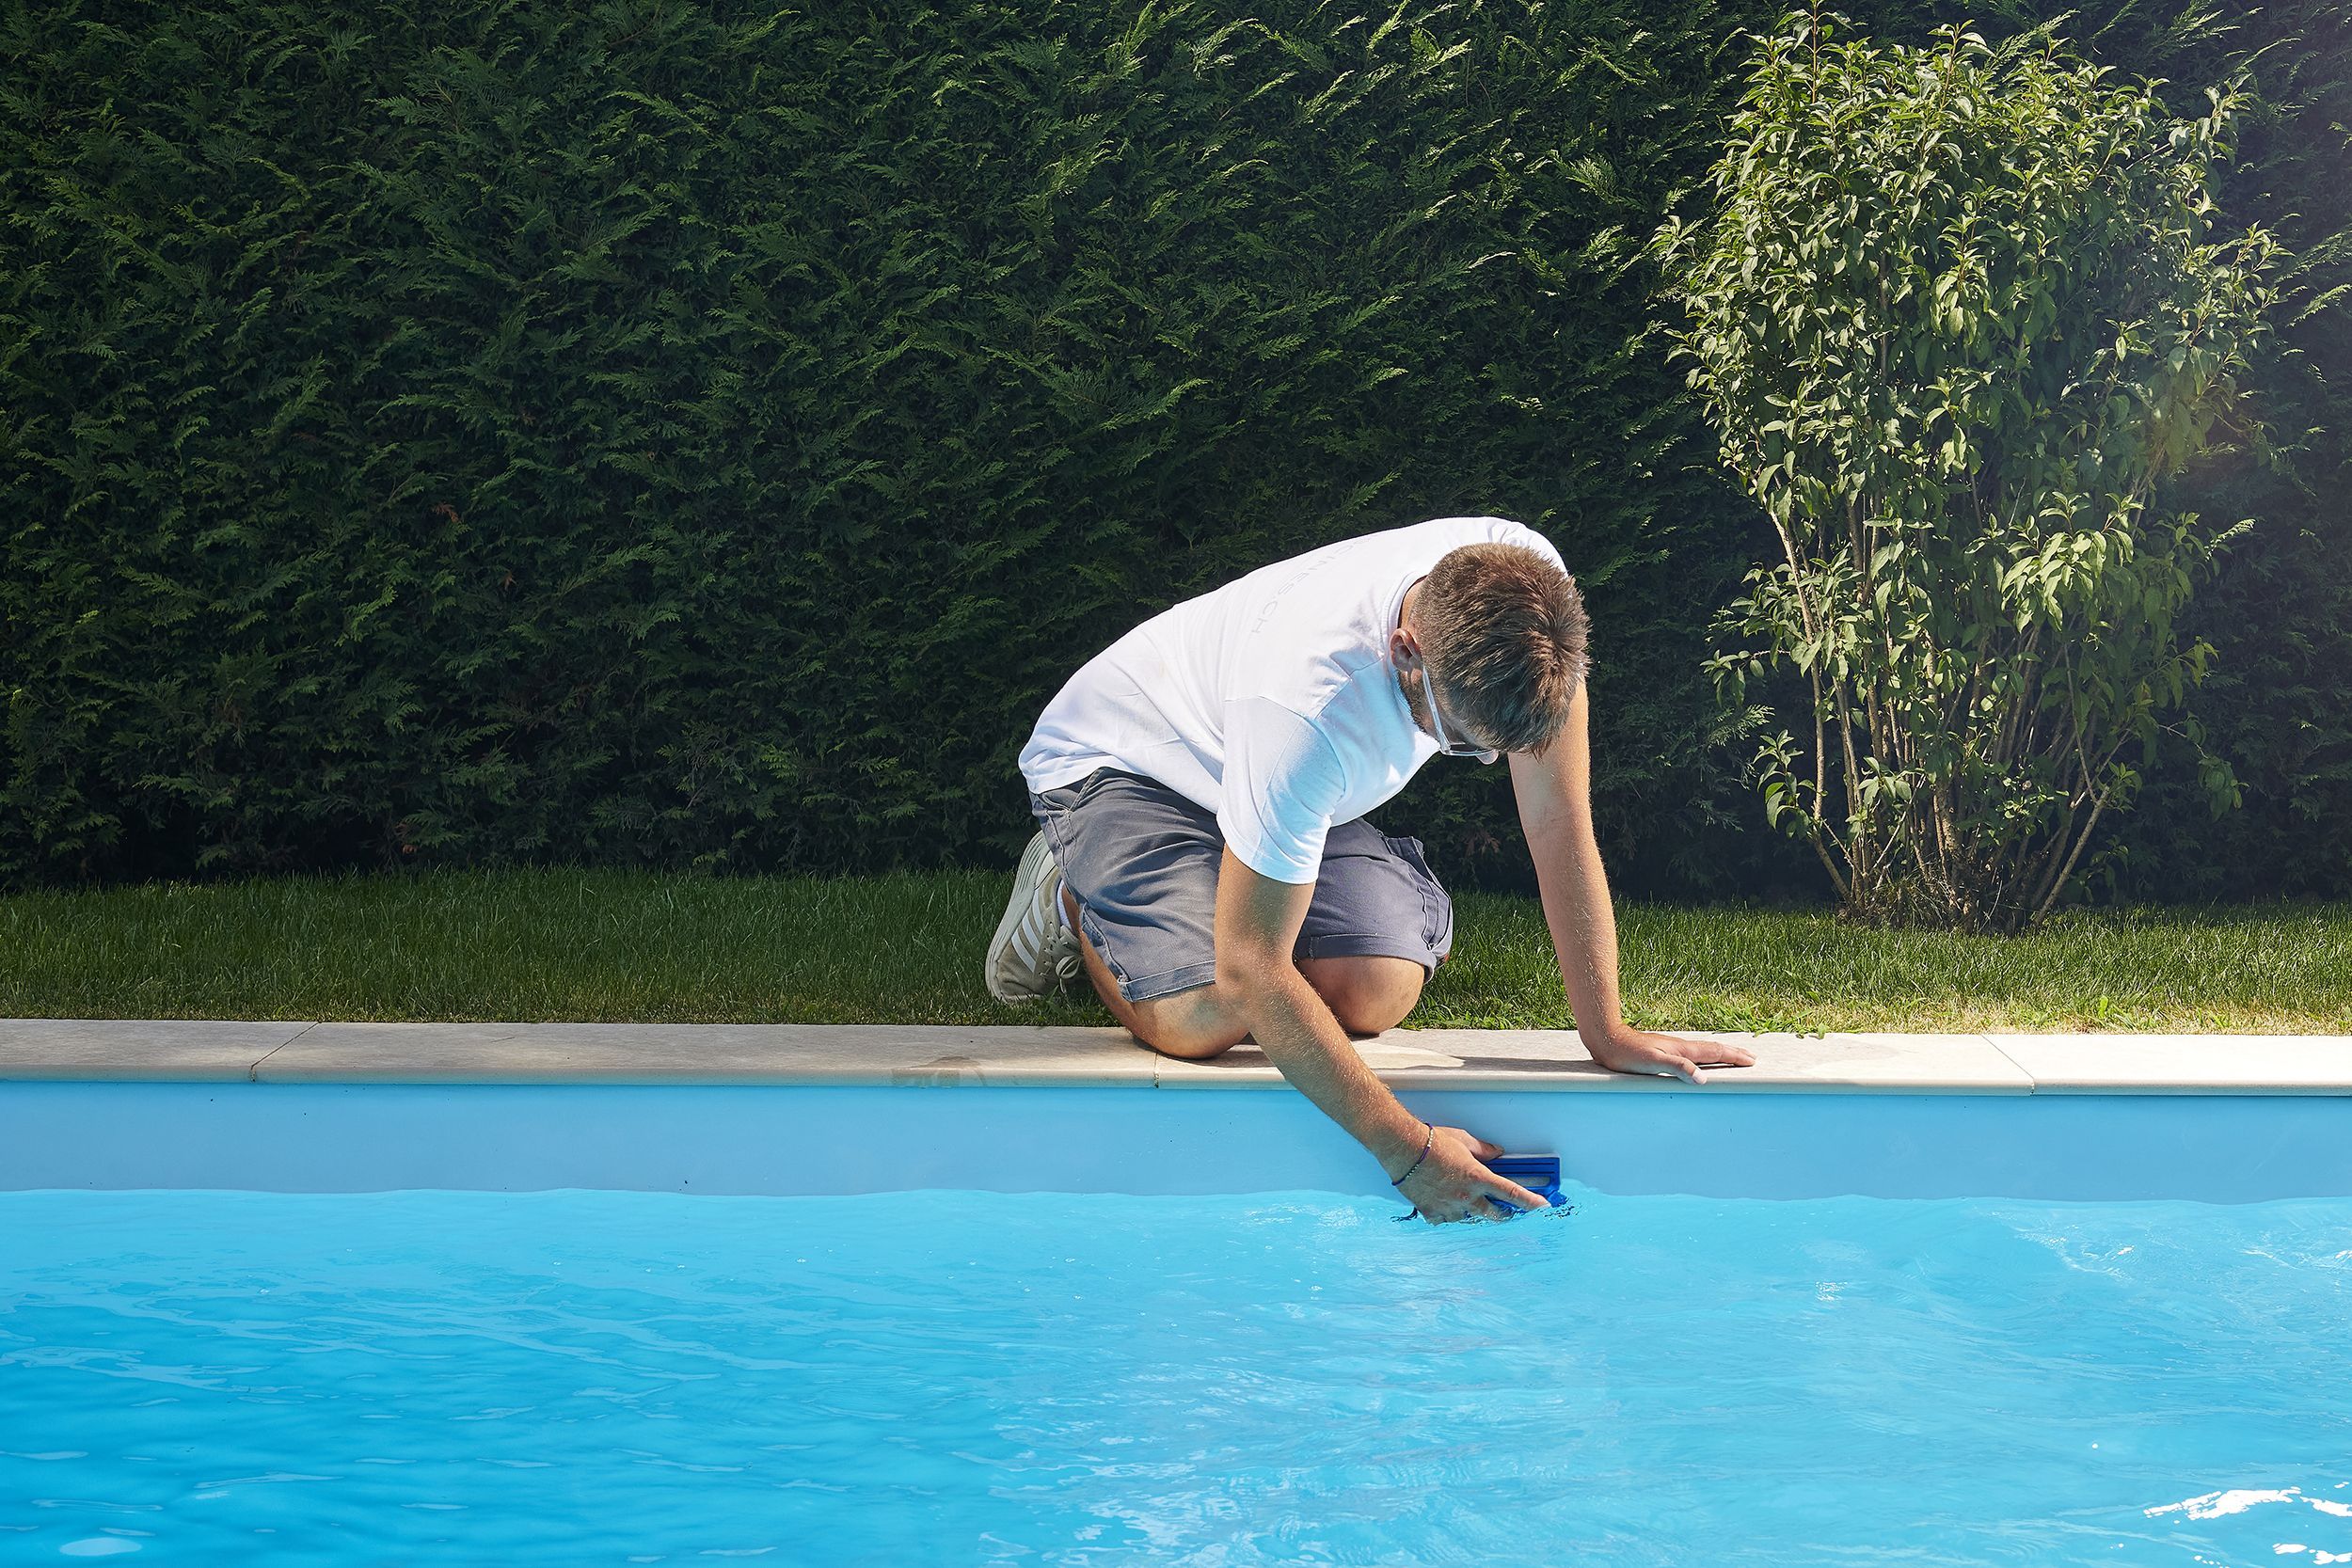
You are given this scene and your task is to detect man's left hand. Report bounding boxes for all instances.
[1583,1027,1755,1085]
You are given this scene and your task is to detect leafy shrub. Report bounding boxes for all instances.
[1661,15,2275,930]
[1831,0,2352,907]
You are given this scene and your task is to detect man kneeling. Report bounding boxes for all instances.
[985,515,1752,1222]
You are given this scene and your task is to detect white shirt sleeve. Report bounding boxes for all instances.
[1216,697,1350,885]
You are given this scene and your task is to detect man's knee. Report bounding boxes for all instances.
[1126,984,1249,1061]
[1128,960,1424,1053]
[1301,955,1425,1036]
[1137,1021,1248,1060]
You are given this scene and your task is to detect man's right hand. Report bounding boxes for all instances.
[1395,1125,1548,1223]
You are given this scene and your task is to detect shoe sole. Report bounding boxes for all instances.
[985,832,1064,1003]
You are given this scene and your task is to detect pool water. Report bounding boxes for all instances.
[3,1188,2347,1564]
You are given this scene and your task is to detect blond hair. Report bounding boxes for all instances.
[1416,542,1589,755]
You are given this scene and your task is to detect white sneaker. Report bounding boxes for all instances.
[986,832,1085,1002]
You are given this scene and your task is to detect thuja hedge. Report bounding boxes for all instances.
[3,0,2344,900]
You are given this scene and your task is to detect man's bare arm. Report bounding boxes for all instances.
[1509,684,1756,1083]
[1213,846,1543,1220]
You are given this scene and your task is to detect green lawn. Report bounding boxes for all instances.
[2,867,2346,1034]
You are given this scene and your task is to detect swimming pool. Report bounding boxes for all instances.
[3,1024,2347,1563]
[5,1184,2348,1564]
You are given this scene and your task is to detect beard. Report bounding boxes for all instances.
[1399,663,1434,733]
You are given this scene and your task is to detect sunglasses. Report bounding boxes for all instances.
[1421,664,1500,765]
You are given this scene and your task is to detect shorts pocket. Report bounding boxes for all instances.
[1033,767,1114,819]
[1382,832,1453,959]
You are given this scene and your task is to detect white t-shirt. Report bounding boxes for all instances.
[1019,516,1569,884]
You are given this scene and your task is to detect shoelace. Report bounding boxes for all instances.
[1041,920,1083,986]
[1009,870,1083,990]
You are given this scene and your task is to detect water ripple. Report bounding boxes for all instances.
[0,1188,2345,1564]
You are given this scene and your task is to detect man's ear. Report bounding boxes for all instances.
[1390,626,1421,673]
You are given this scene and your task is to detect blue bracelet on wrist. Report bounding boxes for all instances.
[1388,1123,1435,1187]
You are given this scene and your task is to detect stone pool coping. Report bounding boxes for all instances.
[0,1019,2346,1094]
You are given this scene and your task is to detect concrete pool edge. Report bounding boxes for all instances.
[0,1017,2346,1094]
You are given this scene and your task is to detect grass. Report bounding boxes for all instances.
[1,866,2347,1034]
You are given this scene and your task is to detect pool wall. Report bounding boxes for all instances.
[3,1022,2345,1203]
[3,1083,2348,1203]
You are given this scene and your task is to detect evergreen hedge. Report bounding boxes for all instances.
[3,0,2344,901]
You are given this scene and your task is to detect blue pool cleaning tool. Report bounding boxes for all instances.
[1483,1153,1565,1212]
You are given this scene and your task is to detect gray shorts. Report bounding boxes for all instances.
[1028,767,1454,1005]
